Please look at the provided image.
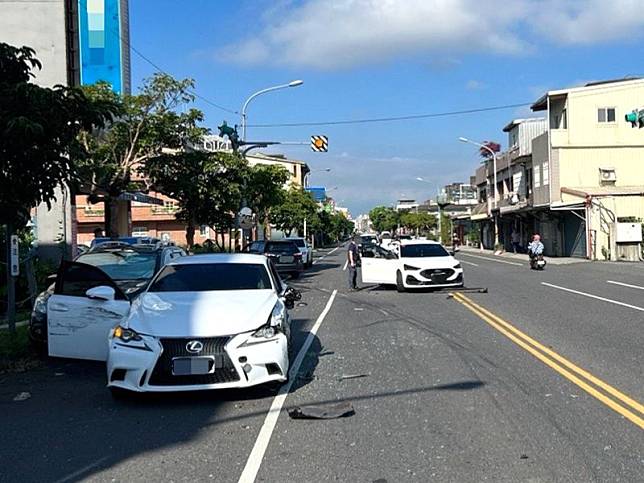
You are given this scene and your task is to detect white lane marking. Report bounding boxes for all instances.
[607,280,644,291]
[379,309,389,316]
[312,245,342,265]
[55,456,110,483]
[459,260,479,267]
[342,260,348,271]
[238,289,338,483]
[542,282,644,312]
[459,252,523,267]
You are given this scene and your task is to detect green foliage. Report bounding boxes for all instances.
[0,42,118,226]
[440,213,451,244]
[144,151,247,247]
[270,186,318,237]
[244,164,289,237]
[78,73,208,235]
[369,206,400,233]
[399,212,436,233]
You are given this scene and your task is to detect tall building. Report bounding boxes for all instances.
[2,0,131,260]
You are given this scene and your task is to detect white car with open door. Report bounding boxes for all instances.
[361,240,463,292]
[106,254,301,396]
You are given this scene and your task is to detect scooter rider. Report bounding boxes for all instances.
[527,234,544,263]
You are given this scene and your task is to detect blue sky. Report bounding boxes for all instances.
[129,0,644,216]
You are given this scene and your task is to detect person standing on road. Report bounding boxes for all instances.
[511,229,521,253]
[347,235,360,290]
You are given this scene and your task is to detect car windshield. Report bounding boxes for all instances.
[76,251,158,280]
[149,263,272,292]
[400,244,449,258]
[266,242,298,254]
[289,239,306,247]
[248,242,264,253]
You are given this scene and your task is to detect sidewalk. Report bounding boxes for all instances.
[457,245,589,266]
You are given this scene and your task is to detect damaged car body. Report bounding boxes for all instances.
[106,254,301,395]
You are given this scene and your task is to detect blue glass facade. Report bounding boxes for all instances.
[78,0,126,93]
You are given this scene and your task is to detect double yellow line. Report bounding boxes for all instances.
[451,292,644,430]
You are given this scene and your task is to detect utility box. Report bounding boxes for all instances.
[615,223,642,243]
[614,222,642,262]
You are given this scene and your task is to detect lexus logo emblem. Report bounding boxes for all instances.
[186,340,203,353]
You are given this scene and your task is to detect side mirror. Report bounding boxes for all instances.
[46,273,57,283]
[86,285,116,301]
[283,287,301,309]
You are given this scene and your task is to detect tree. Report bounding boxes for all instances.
[479,141,501,158]
[243,164,290,240]
[144,151,247,248]
[78,74,208,236]
[399,212,436,234]
[270,186,318,237]
[369,206,399,233]
[0,43,117,227]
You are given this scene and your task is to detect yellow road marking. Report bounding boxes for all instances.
[452,292,644,430]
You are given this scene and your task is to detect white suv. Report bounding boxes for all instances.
[286,237,313,268]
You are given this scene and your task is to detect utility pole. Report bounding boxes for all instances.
[5,224,16,332]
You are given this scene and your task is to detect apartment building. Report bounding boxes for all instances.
[470,78,644,260]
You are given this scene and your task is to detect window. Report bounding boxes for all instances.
[132,226,148,237]
[534,165,541,188]
[400,244,449,258]
[552,109,567,129]
[598,107,616,123]
[200,225,209,237]
[55,262,126,299]
[542,162,549,186]
[149,263,273,292]
[76,251,158,281]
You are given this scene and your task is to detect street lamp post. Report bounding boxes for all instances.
[304,168,331,188]
[459,137,499,246]
[240,80,303,142]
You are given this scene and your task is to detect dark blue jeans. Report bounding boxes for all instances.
[348,264,358,289]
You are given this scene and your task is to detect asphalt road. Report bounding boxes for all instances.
[0,246,642,482]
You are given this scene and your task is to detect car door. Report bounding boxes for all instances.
[361,246,398,285]
[47,261,130,361]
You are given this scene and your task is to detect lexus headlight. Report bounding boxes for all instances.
[252,303,284,339]
[113,326,142,342]
[403,264,420,271]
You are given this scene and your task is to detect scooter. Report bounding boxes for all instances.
[529,253,546,270]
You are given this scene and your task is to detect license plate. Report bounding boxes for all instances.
[279,255,294,263]
[172,357,214,376]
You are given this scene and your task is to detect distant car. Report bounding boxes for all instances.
[286,237,313,268]
[29,242,186,353]
[248,240,304,278]
[358,234,378,256]
[361,240,463,292]
[106,254,301,396]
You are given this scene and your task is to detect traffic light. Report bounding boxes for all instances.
[625,109,644,128]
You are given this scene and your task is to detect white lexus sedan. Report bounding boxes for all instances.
[106,254,300,396]
[361,240,464,292]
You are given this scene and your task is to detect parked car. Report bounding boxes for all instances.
[361,240,464,292]
[106,254,301,396]
[29,241,186,353]
[247,240,304,278]
[286,237,313,268]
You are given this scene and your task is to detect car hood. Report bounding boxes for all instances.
[400,256,459,269]
[126,289,278,337]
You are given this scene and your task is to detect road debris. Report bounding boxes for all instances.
[288,401,355,419]
[338,373,369,381]
[13,392,31,401]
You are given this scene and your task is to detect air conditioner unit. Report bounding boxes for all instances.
[506,192,519,204]
[599,168,616,184]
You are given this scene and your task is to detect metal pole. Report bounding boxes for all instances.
[241,82,302,142]
[5,224,16,332]
[492,151,499,246]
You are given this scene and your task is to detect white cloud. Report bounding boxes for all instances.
[466,80,486,91]
[217,0,644,70]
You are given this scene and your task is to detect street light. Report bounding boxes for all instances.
[240,80,304,141]
[459,136,499,246]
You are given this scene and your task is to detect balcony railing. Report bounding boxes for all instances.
[82,208,104,217]
[150,205,179,214]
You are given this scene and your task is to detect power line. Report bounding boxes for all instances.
[114,28,238,115]
[246,102,532,128]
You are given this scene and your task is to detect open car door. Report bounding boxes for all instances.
[47,261,130,361]
[361,246,398,285]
